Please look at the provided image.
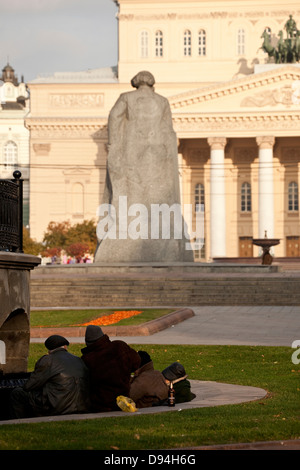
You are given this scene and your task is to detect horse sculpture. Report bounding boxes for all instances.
[277,30,289,63]
[260,16,300,65]
[260,30,276,60]
[292,31,300,62]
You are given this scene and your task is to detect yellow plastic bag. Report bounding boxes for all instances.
[116,395,137,412]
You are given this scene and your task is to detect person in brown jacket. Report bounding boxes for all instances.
[129,351,168,408]
[81,325,141,412]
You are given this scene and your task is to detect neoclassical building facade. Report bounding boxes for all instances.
[26,0,300,260]
[0,63,30,226]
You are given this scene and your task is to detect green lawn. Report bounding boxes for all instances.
[30,308,175,327]
[0,344,299,450]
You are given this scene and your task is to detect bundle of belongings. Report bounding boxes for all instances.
[161,362,196,404]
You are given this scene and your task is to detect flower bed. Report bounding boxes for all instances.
[80,310,143,326]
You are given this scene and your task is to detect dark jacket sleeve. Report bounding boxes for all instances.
[24,355,52,391]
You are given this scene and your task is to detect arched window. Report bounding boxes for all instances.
[3,141,18,171]
[198,29,206,56]
[241,182,251,212]
[184,30,192,56]
[288,181,299,212]
[140,31,149,58]
[237,28,245,55]
[155,30,163,57]
[195,183,205,212]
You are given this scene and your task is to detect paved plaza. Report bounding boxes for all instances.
[30,305,299,347]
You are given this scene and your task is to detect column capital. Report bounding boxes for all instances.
[256,136,275,149]
[207,137,227,150]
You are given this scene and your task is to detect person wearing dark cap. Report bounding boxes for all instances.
[129,350,169,408]
[81,325,141,412]
[162,362,196,404]
[10,335,90,419]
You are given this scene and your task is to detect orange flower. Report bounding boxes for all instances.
[81,310,142,326]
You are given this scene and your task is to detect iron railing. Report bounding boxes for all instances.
[0,170,23,252]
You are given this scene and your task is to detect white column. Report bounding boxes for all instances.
[177,139,183,206]
[208,137,227,258]
[256,136,275,239]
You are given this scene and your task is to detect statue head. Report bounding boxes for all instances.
[131,71,155,89]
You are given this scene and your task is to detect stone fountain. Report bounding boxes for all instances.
[252,231,280,265]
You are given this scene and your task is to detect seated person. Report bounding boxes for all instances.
[81,325,141,412]
[10,335,90,419]
[129,351,169,408]
[162,362,196,404]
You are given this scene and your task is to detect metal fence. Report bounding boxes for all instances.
[0,170,23,252]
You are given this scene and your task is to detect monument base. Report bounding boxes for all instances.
[28,261,294,309]
[0,252,41,374]
[34,261,280,276]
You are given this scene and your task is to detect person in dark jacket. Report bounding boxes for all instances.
[129,351,168,408]
[162,362,196,404]
[10,335,90,419]
[81,325,141,412]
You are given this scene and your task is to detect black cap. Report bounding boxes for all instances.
[138,350,151,366]
[45,335,69,351]
[85,325,104,345]
[162,362,186,381]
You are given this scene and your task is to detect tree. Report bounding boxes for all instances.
[65,242,90,261]
[22,227,43,256]
[42,219,97,255]
[65,220,97,253]
[43,221,72,249]
[40,246,62,259]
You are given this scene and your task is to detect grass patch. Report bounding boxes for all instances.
[30,308,174,328]
[1,344,299,450]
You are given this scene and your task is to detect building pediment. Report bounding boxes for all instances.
[169,65,300,112]
[169,65,300,138]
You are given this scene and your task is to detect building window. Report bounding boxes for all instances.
[237,28,245,55]
[241,182,251,212]
[72,182,84,217]
[3,141,18,171]
[140,31,149,58]
[194,183,205,259]
[195,183,205,212]
[155,30,163,57]
[194,237,205,260]
[184,30,192,56]
[288,181,299,212]
[198,29,206,56]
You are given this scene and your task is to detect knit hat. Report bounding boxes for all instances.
[162,362,187,382]
[138,350,151,367]
[85,325,104,345]
[45,335,69,351]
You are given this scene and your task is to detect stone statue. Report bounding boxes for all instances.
[94,71,194,263]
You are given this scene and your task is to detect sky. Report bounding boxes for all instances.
[0,0,119,83]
